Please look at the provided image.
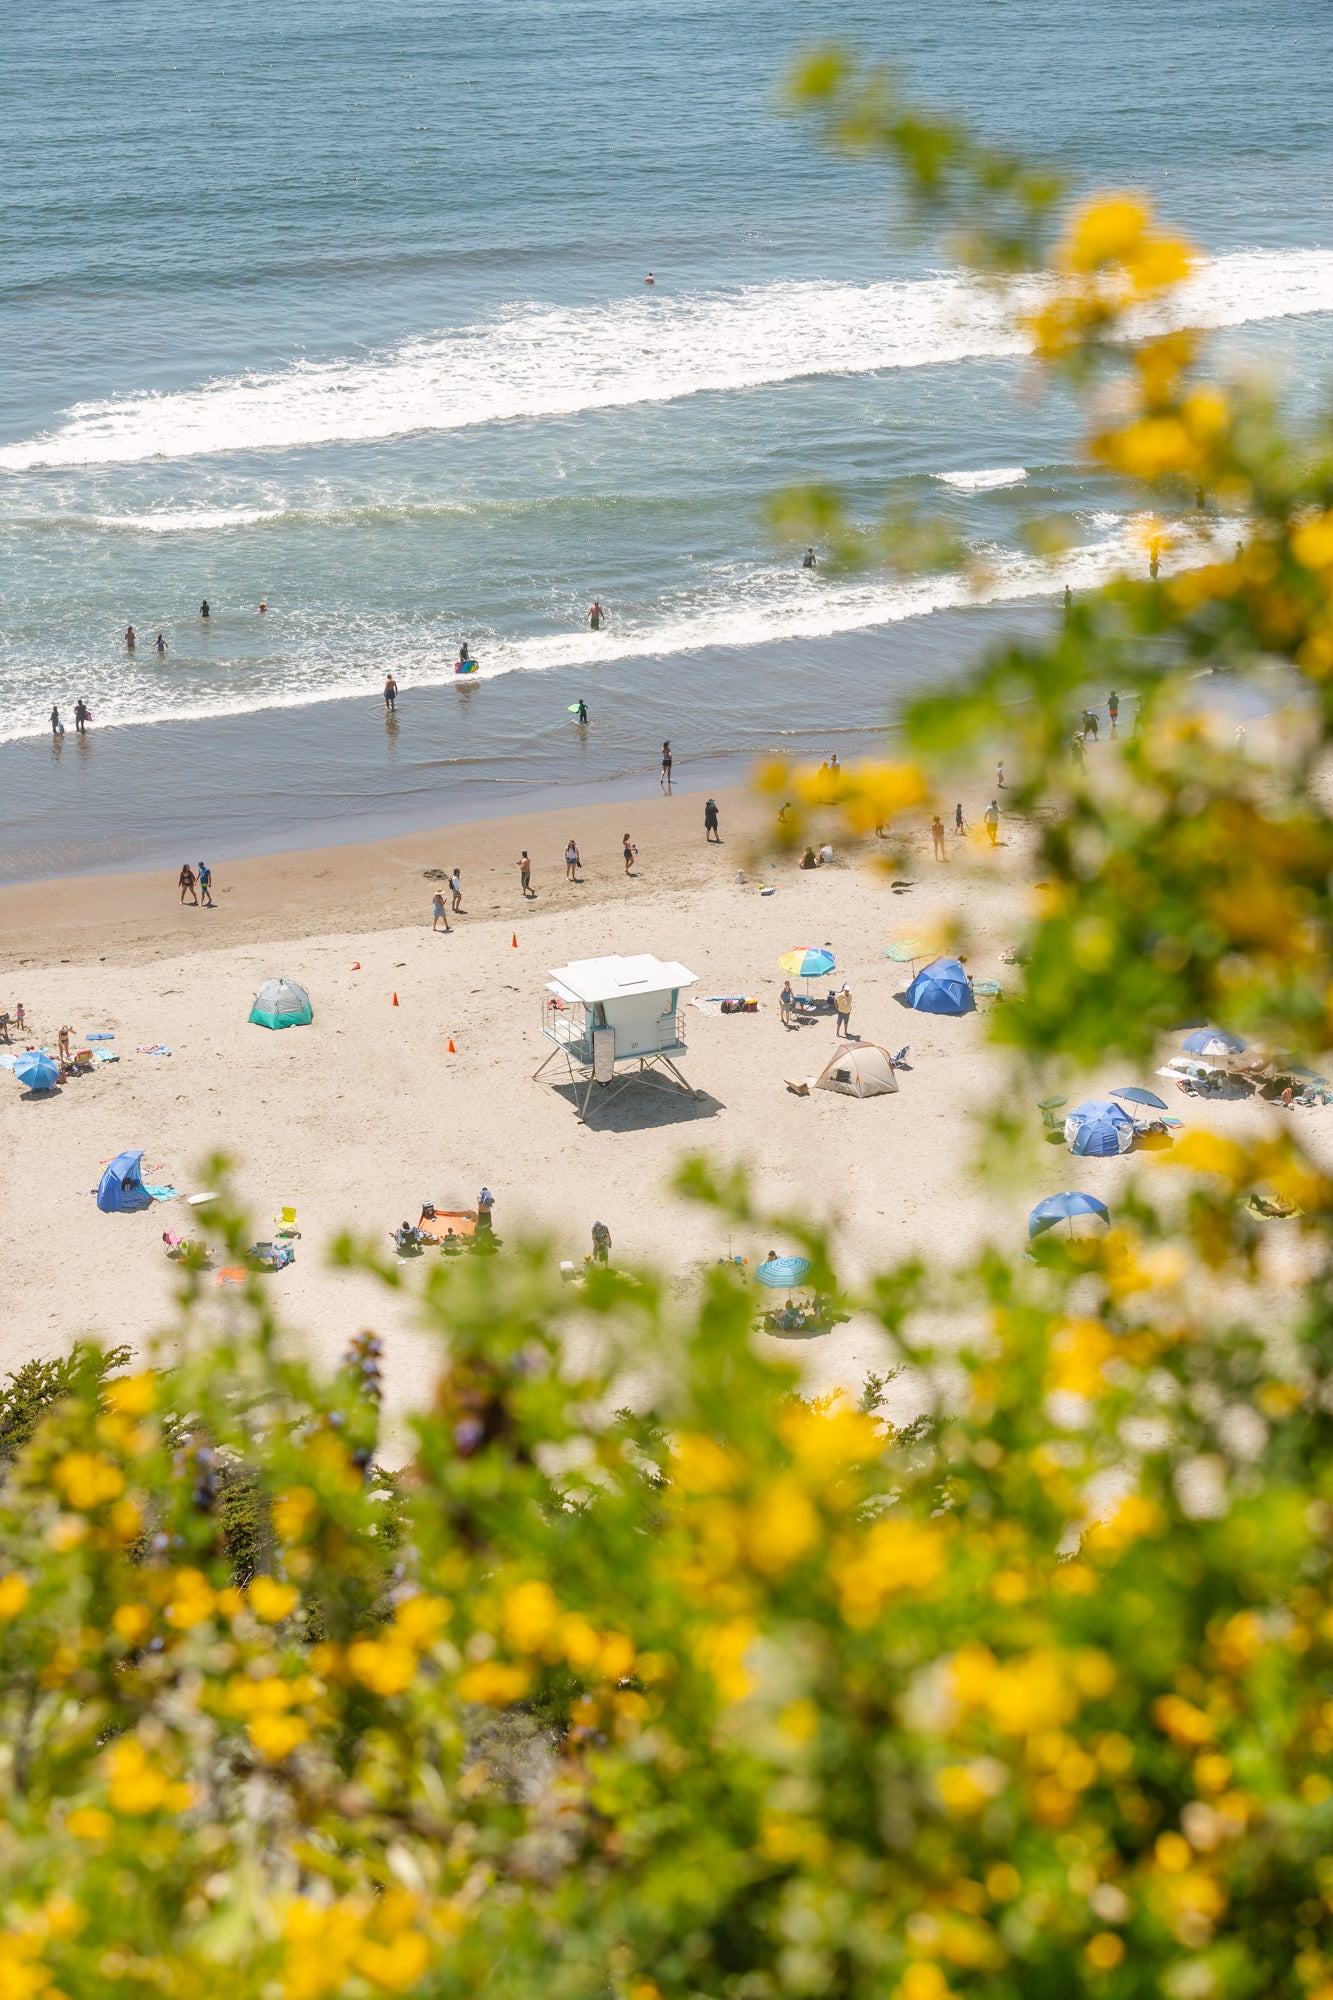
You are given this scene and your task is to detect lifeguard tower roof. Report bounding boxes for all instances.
[546,955,698,1005]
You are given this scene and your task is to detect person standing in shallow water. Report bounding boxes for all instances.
[587,600,605,631]
[74,699,90,735]
[200,600,210,620]
[125,624,136,651]
[156,632,167,655]
[660,741,673,792]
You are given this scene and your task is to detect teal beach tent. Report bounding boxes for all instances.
[249,977,313,1031]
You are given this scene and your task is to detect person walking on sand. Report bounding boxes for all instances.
[660,740,673,792]
[1108,689,1120,736]
[780,978,795,1028]
[587,600,605,632]
[74,699,90,735]
[954,801,966,834]
[983,799,1000,847]
[704,797,720,842]
[565,839,581,882]
[591,1220,612,1265]
[178,862,198,905]
[432,891,451,933]
[384,674,397,713]
[476,1187,494,1233]
[155,632,167,655]
[931,815,946,859]
[835,983,854,1038]
[197,860,213,907]
[996,759,1005,789]
[622,833,637,876]
[449,867,463,914]
[518,850,533,898]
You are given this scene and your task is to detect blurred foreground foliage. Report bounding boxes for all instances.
[7,58,1333,2000]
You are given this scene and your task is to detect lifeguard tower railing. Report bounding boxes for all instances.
[538,998,686,1066]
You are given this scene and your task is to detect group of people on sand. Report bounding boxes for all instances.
[177,862,214,906]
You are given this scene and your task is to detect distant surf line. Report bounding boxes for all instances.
[3,248,1333,472]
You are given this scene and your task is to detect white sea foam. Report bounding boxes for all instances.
[89,507,285,533]
[3,249,1332,472]
[935,467,1028,491]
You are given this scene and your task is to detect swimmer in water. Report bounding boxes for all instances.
[802,547,816,569]
[200,599,210,620]
[125,624,136,651]
[156,632,167,655]
[259,600,267,613]
[587,599,605,631]
[645,272,655,286]
[575,700,589,725]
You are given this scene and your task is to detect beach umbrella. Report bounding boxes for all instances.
[756,1255,814,1289]
[1183,1028,1246,1057]
[1065,1098,1135,1156]
[14,1050,59,1091]
[1028,1192,1110,1239]
[779,948,835,980]
[1110,1086,1168,1110]
[884,936,930,963]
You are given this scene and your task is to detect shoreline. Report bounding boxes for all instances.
[0,601,1056,889]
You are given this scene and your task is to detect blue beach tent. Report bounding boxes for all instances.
[97,1150,152,1213]
[1064,1099,1135,1158]
[902,957,975,1015]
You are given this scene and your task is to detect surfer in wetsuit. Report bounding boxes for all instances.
[200,600,210,620]
[576,700,589,725]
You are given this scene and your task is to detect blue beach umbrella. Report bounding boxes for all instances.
[1110,1086,1168,1110]
[14,1050,59,1091]
[1029,1192,1110,1239]
[1183,1029,1246,1057]
[1066,1098,1135,1156]
[756,1255,814,1289]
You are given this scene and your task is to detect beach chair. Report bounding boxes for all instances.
[274,1205,301,1238]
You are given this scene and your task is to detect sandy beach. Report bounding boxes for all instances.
[1,771,1317,1455]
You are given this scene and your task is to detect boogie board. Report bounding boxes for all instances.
[454,660,479,675]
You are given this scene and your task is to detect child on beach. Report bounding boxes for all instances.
[432,891,451,932]
[565,840,581,881]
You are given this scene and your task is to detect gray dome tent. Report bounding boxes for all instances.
[249,977,313,1031]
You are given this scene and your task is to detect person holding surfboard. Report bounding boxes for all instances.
[455,641,477,674]
[574,699,589,724]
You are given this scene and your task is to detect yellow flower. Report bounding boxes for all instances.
[831,1518,945,1626]
[694,1617,757,1704]
[937,1760,1006,1814]
[66,1807,113,1841]
[779,1402,882,1480]
[273,1486,319,1543]
[1085,1493,1161,1556]
[555,1613,602,1672]
[0,1574,29,1621]
[52,1452,124,1512]
[248,1713,310,1762]
[107,1497,143,1545]
[745,1477,819,1575]
[164,1567,216,1630]
[393,1593,450,1650]
[456,1661,531,1706]
[598,1631,635,1682]
[354,1933,431,1992]
[112,1604,153,1645]
[898,1965,953,2000]
[1048,1318,1114,1398]
[1086,1933,1126,1970]
[672,1433,743,1494]
[502,1579,558,1653]
[249,1576,299,1624]
[1293,509,1333,573]
[1061,192,1154,271]
[106,1739,192,1816]
[1171,1130,1250,1183]
[105,1372,157,1416]
[347,1639,418,1697]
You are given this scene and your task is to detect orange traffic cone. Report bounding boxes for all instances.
[511,934,517,948]
[392,992,399,1007]
[447,1038,456,1053]
[351,961,361,970]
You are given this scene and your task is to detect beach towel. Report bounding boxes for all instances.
[691,996,761,1015]
[136,1045,172,1056]
[92,1051,119,1064]
[87,1032,115,1042]
[144,1184,179,1202]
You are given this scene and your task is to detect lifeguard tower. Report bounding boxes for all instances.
[534,954,699,1122]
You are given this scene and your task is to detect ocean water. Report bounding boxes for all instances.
[3,0,1333,868]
